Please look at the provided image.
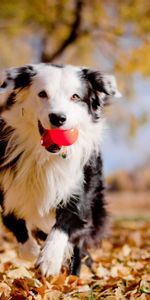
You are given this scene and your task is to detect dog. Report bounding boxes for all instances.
[0,64,121,277]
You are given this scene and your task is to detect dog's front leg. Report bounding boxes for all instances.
[36,227,68,277]
[36,199,84,277]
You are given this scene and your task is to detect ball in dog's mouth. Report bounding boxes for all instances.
[38,120,79,153]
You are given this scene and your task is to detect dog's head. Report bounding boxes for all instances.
[0,64,121,139]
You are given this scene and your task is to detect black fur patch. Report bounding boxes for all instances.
[56,152,105,239]
[70,246,92,276]
[81,80,102,121]
[0,118,22,170]
[70,246,81,276]
[55,196,85,238]
[6,92,16,109]
[0,81,7,88]
[80,69,115,121]
[82,69,109,95]
[91,93,100,111]
[0,188,4,207]
[32,229,47,241]
[55,152,106,245]
[2,213,29,244]
[83,153,107,237]
[14,65,37,90]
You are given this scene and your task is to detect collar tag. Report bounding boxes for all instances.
[59,147,67,159]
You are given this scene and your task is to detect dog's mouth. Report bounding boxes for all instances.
[38,120,79,154]
[46,144,61,153]
[38,120,61,153]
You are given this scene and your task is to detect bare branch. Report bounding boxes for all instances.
[41,0,85,62]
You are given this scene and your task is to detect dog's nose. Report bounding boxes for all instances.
[49,113,67,127]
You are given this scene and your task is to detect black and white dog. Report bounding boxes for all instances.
[0,64,121,277]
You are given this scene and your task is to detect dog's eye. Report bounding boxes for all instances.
[71,94,80,101]
[38,90,48,98]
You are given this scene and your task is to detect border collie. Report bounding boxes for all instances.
[0,64,121,277]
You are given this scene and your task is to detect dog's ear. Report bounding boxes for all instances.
[0,70,10,93]
[0,70,13,111]
[8,65,37,90]
[0,65,37,92]
[82,69,121,104]
[0,65,37,113]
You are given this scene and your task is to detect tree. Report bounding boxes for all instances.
[0,0,150,75]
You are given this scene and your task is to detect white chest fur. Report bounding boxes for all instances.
[1,145,83,232]
[0,115,105,233]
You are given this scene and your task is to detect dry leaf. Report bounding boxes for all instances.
[0,220,149,299]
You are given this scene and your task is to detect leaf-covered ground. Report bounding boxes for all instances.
[0,219,150,300]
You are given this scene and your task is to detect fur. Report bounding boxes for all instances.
[0,64,121,276]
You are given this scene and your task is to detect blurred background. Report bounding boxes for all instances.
[0,0,150,217]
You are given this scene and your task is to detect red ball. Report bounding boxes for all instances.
[41,128,79,149]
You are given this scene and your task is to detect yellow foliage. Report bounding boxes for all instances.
[0,0,150,73]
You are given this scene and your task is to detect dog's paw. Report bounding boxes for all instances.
[35,228,68,277]
[36,247,63,277]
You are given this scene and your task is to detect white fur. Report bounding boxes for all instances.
[0,64,119,275]
[0,65,106,234]
[36,228,68,276]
